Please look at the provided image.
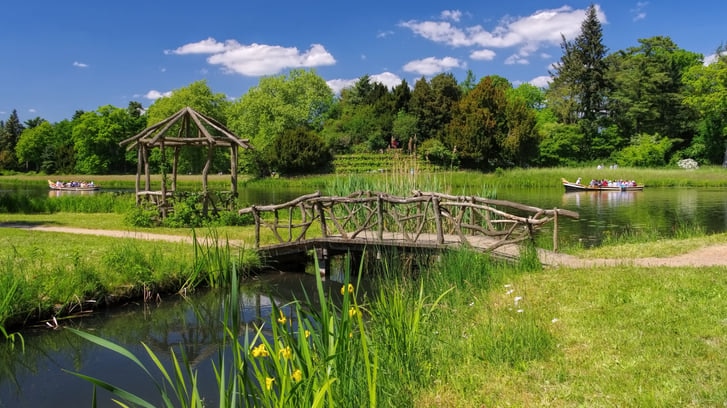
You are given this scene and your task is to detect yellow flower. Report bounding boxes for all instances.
[340,283,354,295]
[291,369,303,382]
[265,377,275,391]
[304,330,310,339]
[277,311,287,324]
[348,306,359,318]
[279,346,292,360]
[252,343,269,358]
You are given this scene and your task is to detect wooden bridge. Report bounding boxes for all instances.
[239,191,579,273]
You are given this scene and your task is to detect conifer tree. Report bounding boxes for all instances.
[548,4,608,160]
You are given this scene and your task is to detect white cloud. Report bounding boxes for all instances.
[370,72,403,88]
[403,56,463,75]
[144,90,172,100]
[28,108,37,114]
[400,6,605,58]
[505,54,529,65]
[73,61,89,68]
[470,49,496,61]
[327,71,403,95]
[704,52,727,65]
[377,30,394,39]
[441,10,462,22]
[167,37,336,77]
[529,75,551,88]
[631,2,648,21]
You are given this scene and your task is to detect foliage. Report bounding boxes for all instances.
[227,69,334,175]
[547,4,608,159]
[418,138,458,168]
[72,105,145,174]
[606,36,702,155]
[612,133,673,167]
[683,46,727,165]
[264,126,332,176]
[536,122,583,166]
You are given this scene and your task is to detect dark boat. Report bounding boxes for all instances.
[48,180,100,191]
[562,178,644,192]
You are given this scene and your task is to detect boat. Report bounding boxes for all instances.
[48,180,100,191]
[562,178,643,192]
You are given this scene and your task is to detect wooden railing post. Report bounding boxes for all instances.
[252,206,260,248]
[317,203,328,238]
[432,196,444,244]
[377,195,384,240]
[553,208,559,252]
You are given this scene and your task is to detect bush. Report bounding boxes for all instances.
[612,133,673,167]
[265,126,333,175]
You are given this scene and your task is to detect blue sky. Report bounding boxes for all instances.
[1,1,723,124]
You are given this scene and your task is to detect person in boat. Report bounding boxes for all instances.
[575,177,582,185]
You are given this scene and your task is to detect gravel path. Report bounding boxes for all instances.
[5,224,727,268]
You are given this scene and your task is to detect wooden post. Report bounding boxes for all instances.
[252,207,260,248]
[160,142,167,216]
[432,196,444,244]
[172,147,179,192]
[317,203,328,238]
[230,144,238,197]
[553,208,559,252]
[376,196,384,240]
[135,147,142,205]
[143,145,151,192]
[202,143,214,216]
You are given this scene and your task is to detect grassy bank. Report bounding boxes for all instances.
[0,228,260,333]
[64,245,727,406]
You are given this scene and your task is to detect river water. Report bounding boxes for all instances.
[2,184,727,406]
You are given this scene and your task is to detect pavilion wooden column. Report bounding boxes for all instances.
[160,142,168,216]
[135,146,142,205]
[230,144,238,197]
[143,145,151,192]
[172,146,180,192]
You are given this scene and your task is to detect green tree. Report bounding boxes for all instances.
[392,111,419,153]
[548,4,608,159]
[409,73,461,143]
[16,120,52,172]
[0,110,24,170]
[444,76,509,169]
[265,126,332,175]
[607,36,701,155]
[683,46,727,165]
[72,105,142,174]
[227,69,334,175]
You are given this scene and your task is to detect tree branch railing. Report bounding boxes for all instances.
[239,191,579,252]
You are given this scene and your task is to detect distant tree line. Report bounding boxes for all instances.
[2,5,726,176]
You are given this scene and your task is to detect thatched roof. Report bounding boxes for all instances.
[120,106,252,150]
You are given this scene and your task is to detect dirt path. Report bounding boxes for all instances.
[5,224,727,268]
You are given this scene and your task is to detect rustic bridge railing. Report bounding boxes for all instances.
[239,191,579,254]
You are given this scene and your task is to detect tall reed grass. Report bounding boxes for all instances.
[63,241,554,407]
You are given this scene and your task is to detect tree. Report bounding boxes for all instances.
[16,120,52,172]
[226,69,334,175]
[0,110,24,170]
[607,36,701,155]
[265,126,332,175]
[392,111,418,153]
[547,4,608,159]
[682,45,727,165]
[444,77,509,169]
[409,73,461,142]
[72,105,143,174]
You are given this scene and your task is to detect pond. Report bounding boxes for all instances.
[2,183,727,406]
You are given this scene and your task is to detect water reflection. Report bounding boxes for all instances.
[0,272,337,408]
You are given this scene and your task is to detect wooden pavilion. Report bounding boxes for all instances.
[119,106,252,215]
